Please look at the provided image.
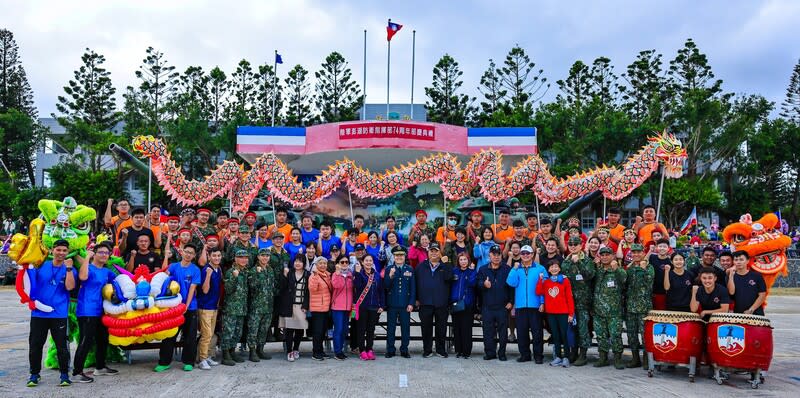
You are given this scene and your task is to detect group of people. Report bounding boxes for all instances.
[24,200,769,388]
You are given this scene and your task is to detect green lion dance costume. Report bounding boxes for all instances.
[9,197,124,369]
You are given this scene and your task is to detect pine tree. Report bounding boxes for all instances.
[56,49,118,130]
[424,54,474,126]
[208,66,228,132]
[476,59,506,126]
[780,58,800,124]
[556,60,591,110]
[284,64,312,127]
[588,56,621,108]
[498,46,548,109]
[0,28,41,186]
[314,51,362,123]
[134,46,179,134]
[621,50,667,124]
[228,59,255,120]
[254,64,281,126]
[175,66,210,118]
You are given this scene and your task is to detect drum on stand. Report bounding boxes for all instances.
[643,310,705,382]
[706,313,772,389]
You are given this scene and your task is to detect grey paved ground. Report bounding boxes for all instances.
[1,286,799,397]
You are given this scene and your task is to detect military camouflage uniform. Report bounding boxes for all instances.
[561,253,596,349]
[625,261,654,355]
[268,248,291,274]
[222,267,248,350]
[247,263,277,347]
[225,240,257,268]
[593,265,627,354]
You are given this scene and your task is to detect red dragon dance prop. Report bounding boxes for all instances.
[133,131,686,212]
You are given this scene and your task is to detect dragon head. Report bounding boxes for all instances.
[722,213,791,275]
[650,131,687,179]
[132,135,160,157]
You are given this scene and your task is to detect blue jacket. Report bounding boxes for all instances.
[384,262,416,308]
[506,263,546,309]
[415,260,454,308]
[473,241,496,270]
[354,269,385,309]
[476,264,512,310]
[450,267,477,307]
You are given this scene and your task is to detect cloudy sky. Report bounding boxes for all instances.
[4,0,799,118]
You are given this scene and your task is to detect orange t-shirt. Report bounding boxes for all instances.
[638,222,666,246]
[341,230,368,245]
[435,227,457,247]
[608,223,626,242]
[492,224,515,243]
[111,216,133,245]
[527,228,538,240]
[268,223,294,244]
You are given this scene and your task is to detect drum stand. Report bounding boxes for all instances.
[712,366,765,389]
[646,351,697,382]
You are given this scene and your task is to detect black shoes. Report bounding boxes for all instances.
[498,354,507,361]
[334,353,346,360]
[401,352,411,358]
[423,352,434,358]
[435,351,448,358]
[516,356,531,363]
[385,352,395,358]
[483,354,497,360]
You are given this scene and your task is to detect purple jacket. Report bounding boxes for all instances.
[354,269,385,310]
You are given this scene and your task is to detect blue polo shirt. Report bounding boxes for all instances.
[319,235,339,258]
[31,261,77,319]
[77,265,115,317]
[168,262,201,311]
[196,265,222,310]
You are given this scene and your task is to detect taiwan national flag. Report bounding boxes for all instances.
[387,19,403,41]
[679,206,698,235]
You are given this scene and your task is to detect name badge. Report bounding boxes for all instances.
[606,280,615,288]
[575,274,583,281]
[403,271,412,277]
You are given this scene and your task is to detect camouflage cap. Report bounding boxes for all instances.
[235,249,250,257]
[630,243,644,251]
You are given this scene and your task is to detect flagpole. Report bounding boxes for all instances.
[362,29,367,120]
[410,30,416,120]
[271,50,278,127]
[386,19,391,120]
[656,166,666,223]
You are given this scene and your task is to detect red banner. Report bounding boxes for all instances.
[338,122,435,141]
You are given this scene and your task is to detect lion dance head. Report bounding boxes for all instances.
[722,213,792,305]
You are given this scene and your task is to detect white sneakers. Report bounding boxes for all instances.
[561,357,571,368]
[549,357,563,366]
[206,357,219,366]
[199,360,211,370]
[287,352,296,362]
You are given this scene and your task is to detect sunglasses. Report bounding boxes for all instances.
[338,260,349,264]
[95,251,110,255]
[521,252,533,255]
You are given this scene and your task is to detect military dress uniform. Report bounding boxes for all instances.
[221,251,249,365]
[384,247,416,357]
[246,249,278,361]
[560,246,596,366]
[625,247,654,369]
[592,248,627,369]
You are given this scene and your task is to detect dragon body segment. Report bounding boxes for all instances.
[133,131,686,212]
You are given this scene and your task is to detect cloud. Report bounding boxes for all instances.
[2,0,798,117]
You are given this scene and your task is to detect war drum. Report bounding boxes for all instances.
[706,313,773,388]
[644,310,705,381]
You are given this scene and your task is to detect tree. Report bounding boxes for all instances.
[54,49,121,172]
[781,58,800,124]
[0,29,35,116]
[495,46,549,126]
[660,177,723,227]
[556,61,591,111]
[56,49,118,130]
[284,64,312,127]
[135,47,179,134]
[475,59,506,126]
[174,66,210,118]
[208,66,228,132]
[621,49,667,126]
[314,52,362,123]
[424,54,475,126]
[666,38,731,178]
[228,59,255,120]
[254,64,281,126]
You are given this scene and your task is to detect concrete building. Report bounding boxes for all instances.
[35,118,146,205]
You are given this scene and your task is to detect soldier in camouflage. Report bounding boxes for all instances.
[593,246,627,369]
[560,236,596,366]
[224,224,257,268]
[221,249,250,366]
[267,232,290,342]
[247,248,277,362]
[625,243,653,369]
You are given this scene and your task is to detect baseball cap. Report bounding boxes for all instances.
[489,245,502,254]
[428,242,441,251]
[238,224,250,233]
[630,243,644,251]
[330,243,340,251]
[520,245,534,253]
[235,249,250,257]
[354,243,365,251]
[271,231,284,239]
[258,248,270,256]
[599,246,613,255]
[568,236,583,246]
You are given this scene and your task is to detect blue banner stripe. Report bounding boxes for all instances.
[237,126,307,136]
[467,127,536,137]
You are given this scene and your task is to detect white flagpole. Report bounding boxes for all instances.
[362,29,367,120]
[147,158,152,210]
[386,20,391,120]
[410,30,416,120]
[271,50,278,127]
[656,166,666,223]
